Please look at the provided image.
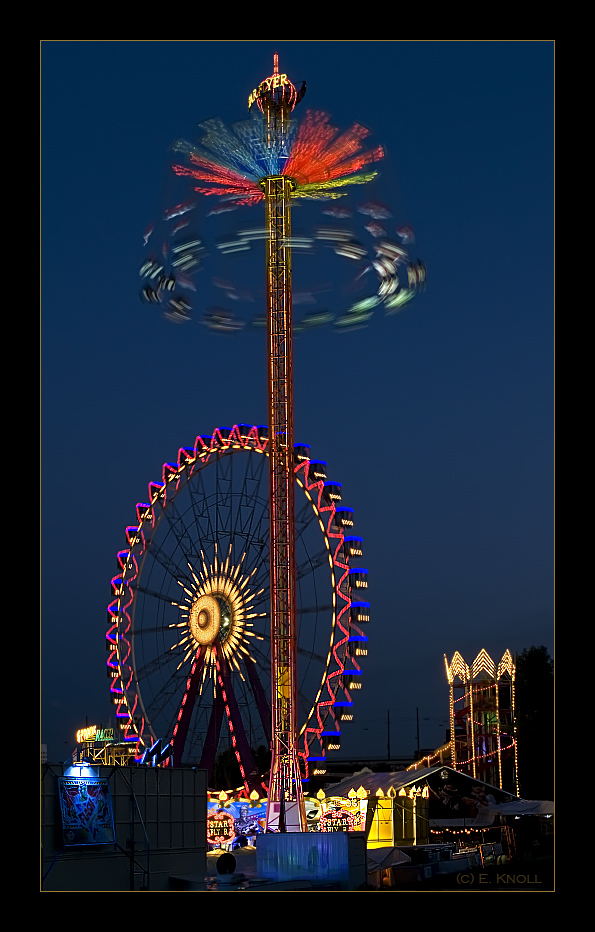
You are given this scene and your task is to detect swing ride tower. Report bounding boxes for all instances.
[116,53,390,831]
[251,56,306,831]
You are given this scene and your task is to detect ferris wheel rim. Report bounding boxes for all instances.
[106,423,366,782]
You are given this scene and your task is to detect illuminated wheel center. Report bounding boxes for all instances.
[173,547,265,678]
[189,595,221,646]
[217,597,233,643]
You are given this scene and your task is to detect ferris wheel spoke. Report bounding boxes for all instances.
[296,548,329,580]
[139,679,185,734]
[229,453,268,541]
[298,690,315,720]
[298,637,329,686]
[245,562,269,602]
[143,541,194,591]
[215,454,234,538]
[243,636,271,671]
[134,651,181,681]
[295,497,314,528]
[297,646,327,664]
[138,655,189,693]
[147,673,193,726]
[158,492,220,571]
[294,508,323,549]
[185,474,237,560]
[297,604,333,615]
[186,466,218,546]
[160,499,203,562]
[132,584,180,606]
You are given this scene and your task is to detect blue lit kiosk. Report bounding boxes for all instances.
[41,751,208,891]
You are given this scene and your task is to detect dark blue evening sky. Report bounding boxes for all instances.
[41,41,554,765]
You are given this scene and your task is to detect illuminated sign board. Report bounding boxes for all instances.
[320,807,356,833]
[76,726,96,743]
[248,73,292,110]
[316,794,368,833]
[206,798,268,847]
[207,810,236,846]
[76,726,114,743]
[57,776,115,846]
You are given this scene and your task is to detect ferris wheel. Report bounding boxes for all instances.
[106,423,369,791]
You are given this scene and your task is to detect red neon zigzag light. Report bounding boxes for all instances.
[293,457,356,774]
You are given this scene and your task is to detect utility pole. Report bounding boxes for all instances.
[387,709,391,761]
[416,707,420,757]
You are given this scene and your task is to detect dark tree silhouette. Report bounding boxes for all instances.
[515,646,554,800]
[211,747,242,791]
[211,745,271,791]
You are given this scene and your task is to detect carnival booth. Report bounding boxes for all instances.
[319,765,518,850]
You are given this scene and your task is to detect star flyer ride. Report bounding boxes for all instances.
[184,56,381,832]
[107,56,421,833]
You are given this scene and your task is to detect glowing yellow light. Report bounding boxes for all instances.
[294,172,379,198]
[76,725,97,743]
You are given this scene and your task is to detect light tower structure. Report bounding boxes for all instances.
[250,56,307,831]
[445,649,518,795]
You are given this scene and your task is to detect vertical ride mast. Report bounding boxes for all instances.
[251,55,306,831]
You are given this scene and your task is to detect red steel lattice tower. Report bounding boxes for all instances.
[252,55,306,831]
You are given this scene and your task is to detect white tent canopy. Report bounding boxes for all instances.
[366,847,412,872]
[472,799,554,826]
[323,764,516,800]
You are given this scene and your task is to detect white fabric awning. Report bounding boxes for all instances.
[472,799,554,826]
[367,846,412,871]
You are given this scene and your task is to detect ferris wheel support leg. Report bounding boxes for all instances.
[216,648,260,795]
[171,645,207,767]
[245,655,272,748]
[262,174,306,832]
[198,684,226,778]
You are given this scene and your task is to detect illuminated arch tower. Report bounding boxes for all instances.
[445,649,518,794]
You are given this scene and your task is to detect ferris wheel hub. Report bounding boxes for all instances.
[189,595,221,646]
